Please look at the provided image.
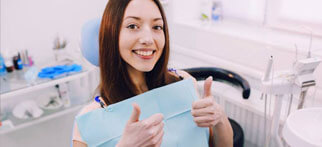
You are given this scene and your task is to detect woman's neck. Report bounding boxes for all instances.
[127,65,148,94]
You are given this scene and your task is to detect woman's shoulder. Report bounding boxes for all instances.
[176,69,194,79]
[168,68,199,96]
[73,100,101,144]
[77,100,101,116]
[168,68,197,81]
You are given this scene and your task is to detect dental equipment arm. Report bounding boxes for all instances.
[260,56,321,147]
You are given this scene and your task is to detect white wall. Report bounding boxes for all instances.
[1,0,108,65]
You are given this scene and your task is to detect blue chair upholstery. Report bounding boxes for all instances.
[81,18,101,66]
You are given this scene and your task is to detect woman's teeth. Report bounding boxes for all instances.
[134,50,154,56]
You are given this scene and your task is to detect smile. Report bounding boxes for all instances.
[133,50,155,56]
[132,49,156,59]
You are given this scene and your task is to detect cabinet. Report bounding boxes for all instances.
[0,62,99,146]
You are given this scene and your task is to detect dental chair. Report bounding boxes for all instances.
[80,18,249,147]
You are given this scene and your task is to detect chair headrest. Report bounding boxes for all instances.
[81,18,101,66]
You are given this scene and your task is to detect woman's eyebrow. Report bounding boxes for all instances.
[125,16,141,20]
[124,16,163,22]
[153,18,163,21]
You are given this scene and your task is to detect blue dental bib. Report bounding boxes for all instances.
[76,79,209,147]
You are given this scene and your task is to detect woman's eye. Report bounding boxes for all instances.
[153,25,163,30]
[127,24,138,29]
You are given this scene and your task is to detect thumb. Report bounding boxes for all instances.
[203,76,213,98]
[128,103,141,123]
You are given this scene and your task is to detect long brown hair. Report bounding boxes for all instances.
[99,0,180,105]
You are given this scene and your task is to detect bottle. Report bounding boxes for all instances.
[28,56,34,66]
[5,58,14,73]
[56,83,71,107]
[24,66,38,84]
[21,50,30,66]
[200,0,212,22]
[0,54,7,76]
[13,55,23,70]
[211,0,223,22]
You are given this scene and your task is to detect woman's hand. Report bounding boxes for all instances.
[191,76,224,128]
[116,103,164,147]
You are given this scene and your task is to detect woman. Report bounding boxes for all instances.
[73,0,233,146]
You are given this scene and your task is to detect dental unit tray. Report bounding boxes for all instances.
[183,67,251,99]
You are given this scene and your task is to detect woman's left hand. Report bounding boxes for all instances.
[191,76,224,128]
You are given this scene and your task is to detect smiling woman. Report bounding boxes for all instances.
[119,0,166,83]
[72,0,233,146]
[98,0,177,104]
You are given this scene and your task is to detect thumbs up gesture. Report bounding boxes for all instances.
[116,103,164,147]
[191,76,224,127]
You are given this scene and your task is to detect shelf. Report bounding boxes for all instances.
[172,19,322,56]
[0,68,90,100]
[0,101,85,135]
[0,63,94,135]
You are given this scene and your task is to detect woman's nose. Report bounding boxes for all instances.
[138,27,153,46]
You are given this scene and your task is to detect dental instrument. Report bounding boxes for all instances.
[261,56,273,147]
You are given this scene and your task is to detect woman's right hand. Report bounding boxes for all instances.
[116,103,164,147]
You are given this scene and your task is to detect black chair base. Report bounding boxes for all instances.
[229,118,244,147]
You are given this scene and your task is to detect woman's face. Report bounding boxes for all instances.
[119,0,165,72]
